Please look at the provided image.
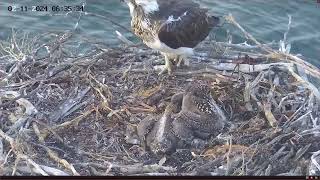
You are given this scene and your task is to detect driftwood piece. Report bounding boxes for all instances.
[309,150,320,175]
[211,63,294,73]
[119,163,176,175]
[0,91,38,134]
[16,165,69,176]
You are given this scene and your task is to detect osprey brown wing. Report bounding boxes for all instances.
[157,7,219,49]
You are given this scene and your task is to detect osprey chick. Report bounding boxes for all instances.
[121,0,220,74]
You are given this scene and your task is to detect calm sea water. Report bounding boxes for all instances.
[0,0,319,67]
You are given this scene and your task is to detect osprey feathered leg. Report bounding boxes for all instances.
[175,55,189,67]
[159,54,173,75]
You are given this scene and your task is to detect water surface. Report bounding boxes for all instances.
[0,0,319,66]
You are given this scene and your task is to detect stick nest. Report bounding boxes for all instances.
[0,15,320,176]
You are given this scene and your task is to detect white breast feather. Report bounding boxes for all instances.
[145,38,194,56]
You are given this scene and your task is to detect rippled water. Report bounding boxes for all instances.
[0,0,319,67]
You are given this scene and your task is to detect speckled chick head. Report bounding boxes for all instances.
[184,82,217,115]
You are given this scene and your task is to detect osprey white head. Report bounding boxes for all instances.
[121,0,159,15]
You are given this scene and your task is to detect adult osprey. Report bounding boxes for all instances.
[121,0,220,74]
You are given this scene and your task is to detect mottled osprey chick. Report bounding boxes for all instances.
[172,82,227,141]
[137,82,227,155]
[137,103,177,155]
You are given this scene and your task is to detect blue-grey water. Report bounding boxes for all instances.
[0,0,319,67]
